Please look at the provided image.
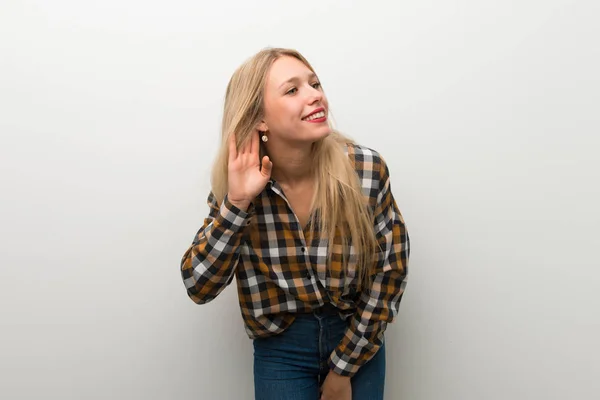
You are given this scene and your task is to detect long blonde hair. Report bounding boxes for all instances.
[211,47,378,290]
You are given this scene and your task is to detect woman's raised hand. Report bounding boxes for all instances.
[227,131,273,210]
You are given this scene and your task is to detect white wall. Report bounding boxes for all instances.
[1,1,598,399]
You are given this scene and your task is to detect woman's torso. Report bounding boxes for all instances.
[234,143,384,339]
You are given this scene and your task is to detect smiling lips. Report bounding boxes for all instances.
[302,109,327,122]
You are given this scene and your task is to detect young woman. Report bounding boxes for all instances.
[180,47,410,400]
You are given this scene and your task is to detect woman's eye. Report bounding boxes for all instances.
[312,82,321,89]
[286,87,297,95]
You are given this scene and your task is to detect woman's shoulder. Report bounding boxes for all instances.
[343,141,389,178]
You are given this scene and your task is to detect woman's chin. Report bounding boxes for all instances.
[279,127,332,145]
[308,127,332,141]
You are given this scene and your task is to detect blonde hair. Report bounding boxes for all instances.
[211,47,378,290]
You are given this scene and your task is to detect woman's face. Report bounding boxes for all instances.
[260,56,330,144]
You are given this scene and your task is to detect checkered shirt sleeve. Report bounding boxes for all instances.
[180,192,251,304]
[328,156,410,377]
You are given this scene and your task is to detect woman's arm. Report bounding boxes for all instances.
[328,155,410,377]
[180,191,252,304]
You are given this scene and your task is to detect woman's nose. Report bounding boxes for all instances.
[307,87,323,103]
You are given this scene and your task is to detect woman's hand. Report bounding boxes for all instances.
[320,370,352,400]
[227,131,272,210]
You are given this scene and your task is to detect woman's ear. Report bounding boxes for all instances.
[257,121,268,132]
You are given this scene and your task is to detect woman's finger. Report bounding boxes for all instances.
[240,134,251,155]
[261,156,272,178]
[250,129,259,156]
[228,132,237,162]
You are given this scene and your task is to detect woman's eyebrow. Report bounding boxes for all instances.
[278,72,318,89]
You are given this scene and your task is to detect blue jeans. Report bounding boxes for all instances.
[253,309,386,400]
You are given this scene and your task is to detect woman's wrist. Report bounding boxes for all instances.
[228,196,250,212]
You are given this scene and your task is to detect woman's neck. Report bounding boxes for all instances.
[266,141,314,186]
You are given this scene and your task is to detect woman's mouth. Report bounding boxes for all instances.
[302,110,327,123]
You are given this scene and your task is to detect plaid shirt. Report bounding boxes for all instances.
[180,142,410,377]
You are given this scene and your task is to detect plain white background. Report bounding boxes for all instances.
[1,0,598,399]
